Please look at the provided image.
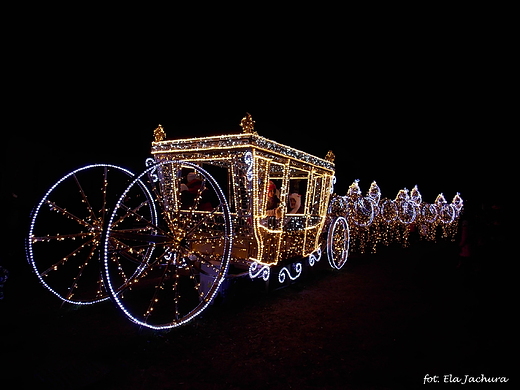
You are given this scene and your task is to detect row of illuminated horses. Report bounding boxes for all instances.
[330,180,463,229]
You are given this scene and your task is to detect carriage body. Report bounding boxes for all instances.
[151,132,336,268]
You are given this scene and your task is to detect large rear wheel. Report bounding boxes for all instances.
[27,164,156,304]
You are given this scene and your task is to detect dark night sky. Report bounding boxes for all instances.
[3,17,512,217]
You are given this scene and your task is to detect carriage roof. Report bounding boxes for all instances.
[151,132,335,173]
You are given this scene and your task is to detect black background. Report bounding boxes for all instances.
[1,7,514,389]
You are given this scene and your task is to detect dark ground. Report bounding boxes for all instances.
[1,238,514,390]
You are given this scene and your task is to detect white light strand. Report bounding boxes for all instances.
[278,262,303,283]
[249,261,270,281]
[308,247,322,266]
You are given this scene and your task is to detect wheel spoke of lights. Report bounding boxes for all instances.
[44,200,94,230]
[73,173,97,223]
[40,236,97,277]
[104,160,233,330]
[27,164,156,305]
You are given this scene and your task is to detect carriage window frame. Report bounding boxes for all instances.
[287,168,308,215]
[263,161,285,217]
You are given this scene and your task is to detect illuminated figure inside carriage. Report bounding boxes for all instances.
[27,114,463,330]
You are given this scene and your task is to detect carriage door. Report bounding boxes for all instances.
[303,171,332,255]
[255,158,288,265]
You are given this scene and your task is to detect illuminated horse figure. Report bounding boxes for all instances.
[332,179,463,253]
[27,114,463,330]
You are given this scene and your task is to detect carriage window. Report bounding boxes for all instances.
[203,163,232,211]
[179,164,230,212]
[287,179,307,214]
[307,175,325,216]
[266,179,282,216]
[287,166,308,215]
[179,168,214,211]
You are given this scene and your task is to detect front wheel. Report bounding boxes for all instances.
[327,216,350,270]
[103,161,233,330]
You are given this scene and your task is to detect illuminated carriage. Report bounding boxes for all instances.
[27,114,462,330]
[27,116,347,330]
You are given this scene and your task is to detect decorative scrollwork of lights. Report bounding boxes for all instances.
[244,151,253,182]
[249,261,271,281]
[278,262,303,283]
[308,247,322,266]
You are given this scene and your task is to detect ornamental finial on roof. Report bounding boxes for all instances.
[325,150,335,162]
[240,112,257,134]
[154,124,166,142]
